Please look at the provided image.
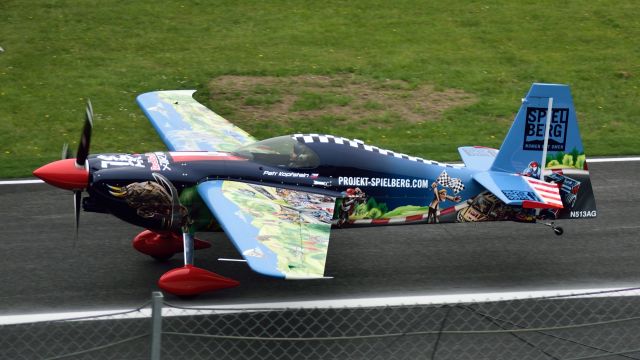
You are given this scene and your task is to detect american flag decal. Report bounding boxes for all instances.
[523,177,563,208]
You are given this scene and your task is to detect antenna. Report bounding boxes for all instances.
[540,97,554,179]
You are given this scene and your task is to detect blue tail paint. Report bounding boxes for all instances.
[482,83,596,219]
[491,83,585,174]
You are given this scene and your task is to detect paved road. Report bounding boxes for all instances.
[1,161,639,314]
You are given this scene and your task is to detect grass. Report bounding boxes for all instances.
[243,85,281,106]
[0,1,639,178]
[290,92,353,112]
[361,101,385,111]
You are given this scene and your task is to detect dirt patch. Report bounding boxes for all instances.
[208,74,475,126]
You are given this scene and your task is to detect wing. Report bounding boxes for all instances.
[137,90,256,152]
[473,171,563,209]
[197,180,336,279]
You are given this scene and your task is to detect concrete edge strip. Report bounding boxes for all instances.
[3,156,640,186]
[0,179,44,185]
[0,287,637,325]
[587,157,640,163]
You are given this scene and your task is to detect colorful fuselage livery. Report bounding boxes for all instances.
[34,83,597,296]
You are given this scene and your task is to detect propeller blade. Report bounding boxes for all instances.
[61,143,72,160]
[76,100,93,167]
[73,190,82,247]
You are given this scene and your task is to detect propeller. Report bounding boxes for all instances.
[76,99,93,168]
[58,142,80,243]
[66,100,93,244]
[61,142,72,160]
[73,190,82,245]
[33,99,93,246]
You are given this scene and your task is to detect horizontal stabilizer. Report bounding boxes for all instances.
[473,171,563,209]
[458,146,498,171]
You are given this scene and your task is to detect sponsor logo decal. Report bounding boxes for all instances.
[502,190,538,201]
[146,153,160,171]
[338,177,430,188]
[97,154,145,169]
[313,180,332,186]
[523,107,569,151]
[262,170,310,178]
[145,152,171,171]
[155,152,171,171]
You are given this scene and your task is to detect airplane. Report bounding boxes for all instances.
[33,83,597,296]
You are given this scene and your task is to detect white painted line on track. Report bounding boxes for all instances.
[587,157,640,163]
[1,287,638,325]
[2,157,638,186]
[0,179,44,185]
[0,309,151,326]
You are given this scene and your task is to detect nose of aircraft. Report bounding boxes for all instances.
[33,158,89,190]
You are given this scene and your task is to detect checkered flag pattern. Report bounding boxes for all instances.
[290,134,464,169]
[436,170,465,194]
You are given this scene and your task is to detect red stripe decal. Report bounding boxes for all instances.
[170,155,246,162]
[522,200,563,209]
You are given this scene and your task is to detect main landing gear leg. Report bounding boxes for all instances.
[158,228,239,297]
[542,221,564,236]
[132,230,211,261]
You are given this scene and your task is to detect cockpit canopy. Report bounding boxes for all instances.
[233,136,320,169]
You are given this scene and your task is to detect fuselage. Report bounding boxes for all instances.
[83,134,484,231]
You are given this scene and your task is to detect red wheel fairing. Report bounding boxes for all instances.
[158,265,239,296]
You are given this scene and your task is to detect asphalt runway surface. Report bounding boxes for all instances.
[1,160,639,315]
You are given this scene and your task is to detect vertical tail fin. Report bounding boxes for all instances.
[491,84,581,173]
[491,83,596,219]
